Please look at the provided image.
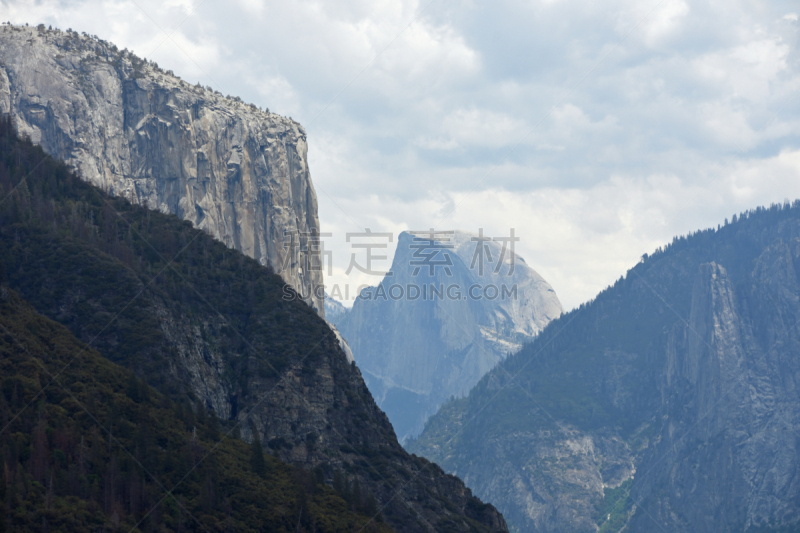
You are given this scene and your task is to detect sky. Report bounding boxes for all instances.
[3,0,800,310]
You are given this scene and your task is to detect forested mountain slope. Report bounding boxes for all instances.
[0,117,507,533]
[410,204,800,533]
[0,287,391,532]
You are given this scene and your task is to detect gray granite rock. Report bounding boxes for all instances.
[338,230,563,442]
[411,210,800,532]
[0,24,324,314]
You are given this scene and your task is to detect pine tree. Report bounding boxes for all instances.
[250,430,266,478]
[352,477,362,511]
[333,470,343,495]
[364,492,378,518]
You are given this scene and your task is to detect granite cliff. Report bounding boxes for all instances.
[0,23,323,313]
[337,231,562,442]
[411,204,800,532]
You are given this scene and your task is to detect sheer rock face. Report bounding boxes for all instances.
[635,260,800,533]
[0,24,323,314]
[411,212,800,533]
[338,231,562,442]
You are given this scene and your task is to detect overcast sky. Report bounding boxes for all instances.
[4,0,800,309]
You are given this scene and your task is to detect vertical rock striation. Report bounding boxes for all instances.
[0,24,323,313]
[411,206,800,532]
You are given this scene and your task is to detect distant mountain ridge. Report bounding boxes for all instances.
[325,293,350,324]
[337,230,562,442]
[410,204,800,532]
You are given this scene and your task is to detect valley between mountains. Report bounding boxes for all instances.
[1,21,800,533]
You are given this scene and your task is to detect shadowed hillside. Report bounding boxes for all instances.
[0,116,507,533]
[0,286,392,532]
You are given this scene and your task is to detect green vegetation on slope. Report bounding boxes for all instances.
[595,479,633,533]
[0,287,391,532]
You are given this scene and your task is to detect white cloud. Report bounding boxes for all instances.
[694,38,789,103]
[641,0,690,46]
[416,107,529,150]
[319,149,800,309]
[4,0,800,310]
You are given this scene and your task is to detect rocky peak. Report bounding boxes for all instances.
[338,229,562,442]
[0,24,324,314]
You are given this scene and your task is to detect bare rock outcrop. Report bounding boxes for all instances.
[0,24,323,313]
